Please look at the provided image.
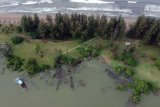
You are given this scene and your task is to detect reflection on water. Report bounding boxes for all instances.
[0,54,160,107]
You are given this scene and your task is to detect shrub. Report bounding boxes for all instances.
[114,66,125,75]
[130,94,141,104]
[114,66,134,77]
[118,52,138,67]
[41,64,51,71]
[155,59,160,70]
[77,45,102,58]
[25,58,41,75]
[16,26,22,33]
[11,36,24,44]
[54,54,80,67]
[125,67,134,77]
[6,55,25,71]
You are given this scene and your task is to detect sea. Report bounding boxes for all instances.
[0,0,160,17]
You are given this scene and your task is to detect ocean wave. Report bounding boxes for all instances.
[70,0,115,4]
[39,0,53,4]
[144,4,160,12]
[67,7,132,13]
[22,1,38,5]
[33,7,58,13]
[0,2,19,8]
[128,1,137,4]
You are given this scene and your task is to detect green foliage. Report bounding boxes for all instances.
[6,55,25,71]
[20,13,126,41]
[16,26,22,33]
[114,65,134,77]
[155,59,160,70]
[77,45,102,58]
[114,64,158,104]
[132,78,151,95]
[54,53,80,67]
[11,36,24,45]
[25,58,41,75]
[116,50,138,67]
[35,44,41,54]
[41,64,51,71]
[130,94,141,104]
[127,16,160,46]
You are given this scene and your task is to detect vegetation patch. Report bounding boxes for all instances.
[113,65,159,104]
[11,36,24,44]
[155,59,160,71]
[6,54,25,71]
[77,45,102,58]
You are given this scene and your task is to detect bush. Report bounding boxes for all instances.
[125,67,134,77]
[54,54,80,67]
[130,94,141,104]
[11,36,24,44]
[114,66,134,77]
[6,55,25,71]
[118,52,138,67]
[77,45,102,58]
[41,64,51,71]
[16,26,22,33]
[25,58,41,75]
[155,59,160,70]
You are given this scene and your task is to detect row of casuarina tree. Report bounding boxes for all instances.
[20,13,160,46]
[20,13,125,40]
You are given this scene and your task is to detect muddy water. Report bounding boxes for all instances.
[0,54,160,107]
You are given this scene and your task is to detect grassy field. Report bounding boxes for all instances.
[13,39,79,65]
[101,40,160,87]
[1,33,160,87]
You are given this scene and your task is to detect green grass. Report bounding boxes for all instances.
[1,33,160,87]
[13,39,79,66]
[101,40,160,87]
[0,33,11,42]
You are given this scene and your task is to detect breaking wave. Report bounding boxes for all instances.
[0,2,19,8]
[39,0,53,4]
[144,4,160,12]
[128,1,137,4]
[21,1,38,5]
[70,0,115,4]
[67,7,132,13]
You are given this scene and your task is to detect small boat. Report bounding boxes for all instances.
[15,77,28,91]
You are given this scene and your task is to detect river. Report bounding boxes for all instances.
[0,53,160,107]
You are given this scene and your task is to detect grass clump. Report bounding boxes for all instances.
[77,45,102,58]
[11,36,24,45]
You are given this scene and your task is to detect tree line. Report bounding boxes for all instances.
[127,15,160,46]
[20,13,126,41]
[20,13,160,46]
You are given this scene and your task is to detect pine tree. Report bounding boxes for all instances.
[38,20,47,39]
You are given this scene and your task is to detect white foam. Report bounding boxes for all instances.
[22,1,38,5]
[39,0,53,4]
[33,7,58,13]
[67,7,132,13]
[0,2,19,8]
[144,5,160,12]
[128,1,137,4]
[70,0,115,4]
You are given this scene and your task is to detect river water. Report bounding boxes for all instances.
[0,53,160,107]
[0,0,160,17]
